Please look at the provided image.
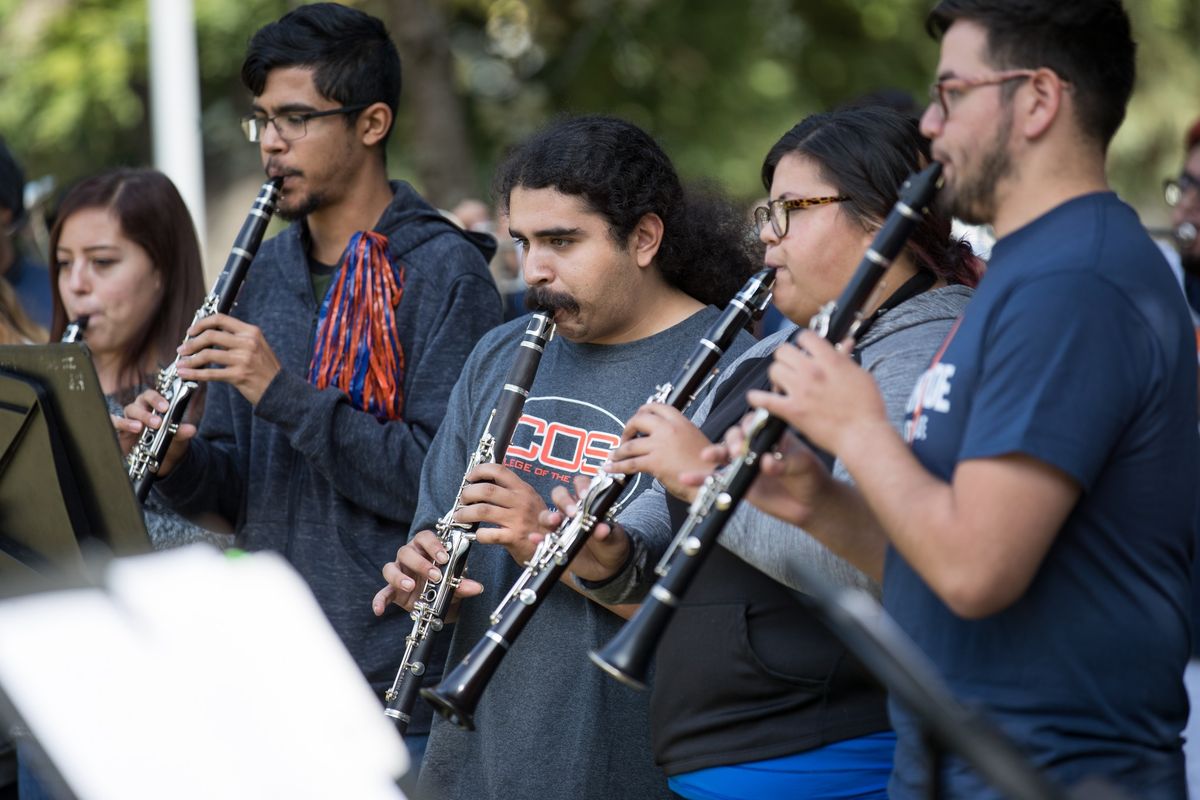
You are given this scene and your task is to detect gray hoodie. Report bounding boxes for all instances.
[155,181,502,692]
[590,284,974,603]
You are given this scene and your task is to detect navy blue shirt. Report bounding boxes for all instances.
[886,193,1198,798]
[8,254,51,328]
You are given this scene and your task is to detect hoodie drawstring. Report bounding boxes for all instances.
[308,230,406,421]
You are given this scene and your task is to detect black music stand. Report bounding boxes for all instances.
[0,343,149,586]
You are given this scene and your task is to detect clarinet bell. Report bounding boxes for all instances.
[420,629,512,731]
[588,592,679,690]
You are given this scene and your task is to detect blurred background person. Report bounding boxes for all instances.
[1163,114,1200,800]
[451,196,525,321]
[1163,117,1200,332]
[0,137,51,332]
[0,277,46,345]
[449,197,490,231]
[48,167,231,550]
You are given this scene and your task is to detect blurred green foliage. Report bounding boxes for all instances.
[0,0,1197,219]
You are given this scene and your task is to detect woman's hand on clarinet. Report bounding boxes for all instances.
[116,388,197,473]
[456,463,546,564]
[748,331,887,455]
[679,416,832,529]
[111,414,141,459]
[607,403,711,502]
[538,478,632,584]
[373,530,485,618]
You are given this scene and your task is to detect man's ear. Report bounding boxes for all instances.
[359,102,393,148]
[633,212,664,269]
[1020,68,1066,141]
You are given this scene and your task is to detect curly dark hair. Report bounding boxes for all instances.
[241,3,401,149]
[493,115,759,307]
[762,106,982,288]
[927,0,1134,151]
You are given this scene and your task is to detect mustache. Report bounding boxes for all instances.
[265,161,302,180]
[525,286,580,316]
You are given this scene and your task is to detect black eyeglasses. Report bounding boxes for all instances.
[753,196,848,238]
[240,103,370,143]
[1164,172,1200,207]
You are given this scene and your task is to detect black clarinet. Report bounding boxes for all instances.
[383,311,556,733]
[590,162,943,689]
[420,269,775,730]
[126,177,282,502]
[61,316,88,343]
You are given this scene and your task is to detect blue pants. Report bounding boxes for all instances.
[668,731,896,800]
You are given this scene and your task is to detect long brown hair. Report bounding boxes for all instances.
[49,168,205,394]
[0,277,46,344]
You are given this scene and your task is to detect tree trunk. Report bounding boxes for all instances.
[383,0,476,210]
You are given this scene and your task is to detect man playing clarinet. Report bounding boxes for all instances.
[737,2,1198,797]
[375,114,759,799]
[119,0,501,734]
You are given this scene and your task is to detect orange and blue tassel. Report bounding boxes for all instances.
[308,230,406,421]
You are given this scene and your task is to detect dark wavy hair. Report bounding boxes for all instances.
[49,168,206,397]
[493,115,759,307]
[927,0,1134,151]
[761,106,982,288]
[241,2,401,148]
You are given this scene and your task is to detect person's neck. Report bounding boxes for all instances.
[594,282,705,346]
[862,256,922,318]
[93,350,126,397]
[96,348,163,397]
[990,148,1109,240]
[305,170,395,266]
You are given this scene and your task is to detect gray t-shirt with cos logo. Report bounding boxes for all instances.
[409,307,752,800]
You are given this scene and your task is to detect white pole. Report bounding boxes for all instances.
[147,0,206,262]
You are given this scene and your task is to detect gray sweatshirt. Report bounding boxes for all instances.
[588,284,974,604]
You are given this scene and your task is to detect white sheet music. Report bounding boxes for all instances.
[0,546,408,800]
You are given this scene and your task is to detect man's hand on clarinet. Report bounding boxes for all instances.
[456,463,547,564]
[175,313,281,406]
[373,530,485,618]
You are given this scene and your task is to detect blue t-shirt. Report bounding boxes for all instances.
[886,193,1198,799]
